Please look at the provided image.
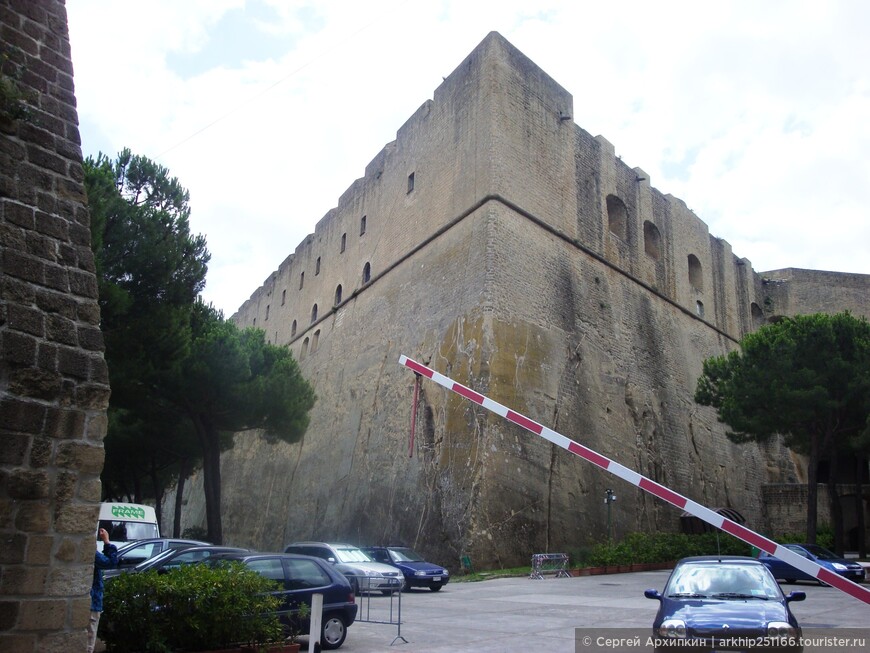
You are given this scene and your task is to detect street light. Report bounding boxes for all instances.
[604,489,617,541]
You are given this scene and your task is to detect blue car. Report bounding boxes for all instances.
[363,546,450,591]
[759,543,866,585]
[644,556,805,653]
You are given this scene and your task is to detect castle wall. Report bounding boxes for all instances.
[172,32,869,567]
[0,2,110,651]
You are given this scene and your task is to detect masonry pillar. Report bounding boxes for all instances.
[1,1,111,651]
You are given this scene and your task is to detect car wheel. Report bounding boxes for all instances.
[321,613,347,650]
[429,584,443,592]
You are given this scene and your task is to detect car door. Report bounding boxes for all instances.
[244,556,292,623]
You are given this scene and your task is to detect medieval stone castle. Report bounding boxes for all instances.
[166,32,868,566]
[4,14,869,648]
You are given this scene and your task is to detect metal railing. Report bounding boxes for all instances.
[529,553,571,579]
[346,574,407,645]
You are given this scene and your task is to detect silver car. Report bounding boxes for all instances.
[284,541,404,594]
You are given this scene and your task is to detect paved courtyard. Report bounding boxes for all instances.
[332,570,869,653]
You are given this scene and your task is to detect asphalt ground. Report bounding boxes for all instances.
[324,570,870,653]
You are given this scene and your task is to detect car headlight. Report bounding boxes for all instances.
[767,622,798,638]
[415,570,426,576]
[363,569,384,577]
[442,569,449,575]
[658,619,687,638]
[831,563,847,571]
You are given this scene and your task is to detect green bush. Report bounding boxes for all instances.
[102,561,283,652]
[585,532,752,567]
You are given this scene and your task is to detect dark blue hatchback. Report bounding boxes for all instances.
[210,552,357,650]
[644,556,806,653]
[363,546,450,591]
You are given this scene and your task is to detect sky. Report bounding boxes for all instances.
[66,0,870,317]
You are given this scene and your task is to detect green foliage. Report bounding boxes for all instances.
[694,312,870,544]
[85,149,211,503]
[585,532,752,567]
[102,562,282,652]
[694,311,870,451]
[170,301,316,542]
[0,46,35,122]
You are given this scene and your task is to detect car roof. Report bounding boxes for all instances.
[676,556,764,565]
[117,537,209,549]
[287,542,362,549]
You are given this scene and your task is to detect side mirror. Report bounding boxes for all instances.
[644,589,662,600]
[785,591,806,603]
[327,557,336,563]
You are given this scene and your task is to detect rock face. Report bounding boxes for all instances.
[166,32,869,568]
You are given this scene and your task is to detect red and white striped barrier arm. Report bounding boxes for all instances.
[399,355,870,605]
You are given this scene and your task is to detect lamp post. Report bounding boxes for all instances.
[604,488,617,541]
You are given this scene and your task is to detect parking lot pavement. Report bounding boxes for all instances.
[330,571,869,653]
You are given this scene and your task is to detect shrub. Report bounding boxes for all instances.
[585,531,752,567]
[102,561,282,652]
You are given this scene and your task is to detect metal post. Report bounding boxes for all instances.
[604,489,616,541]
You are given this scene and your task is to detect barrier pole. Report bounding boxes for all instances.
[398,354,870,606]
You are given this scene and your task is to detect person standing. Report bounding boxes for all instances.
[88,527,118,653]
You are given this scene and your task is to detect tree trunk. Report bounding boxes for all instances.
[198,424,223,545]
[827,444,844,554]
[857,456,867,558]
[149,457,164,533]
[173,456,193,538]
[806,433,819,544]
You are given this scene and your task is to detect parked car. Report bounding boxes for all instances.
[112,537,210,569]
[103,544,249,580]
[210,552,357,650]
[644,556,806,653]
[283,542,404,594]
[362,545,450,591]
[758,543,866,585]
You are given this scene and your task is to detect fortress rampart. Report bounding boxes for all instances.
[169,33,868,566]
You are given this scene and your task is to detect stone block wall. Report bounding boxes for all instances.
[1,1,109,651]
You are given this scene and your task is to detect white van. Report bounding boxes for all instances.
[97,502,159,549]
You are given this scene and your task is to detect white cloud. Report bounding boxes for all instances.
[67,0,870,315]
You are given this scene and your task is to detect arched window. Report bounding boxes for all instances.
[606,194,628,240]
[696,300,705,318]
[688,254,703,291]
[311,304,318,323]
[362,262,371,284]
[291,320,297,338]
[340,233,347,253]
[281,289,286,305]
[311,329,320,353]
[301,337,309,360]
[334,284,342,306]
[643,221,662,260]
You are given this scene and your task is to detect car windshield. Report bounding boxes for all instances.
[134,547,178,571]
[335,547,374,563]
[389,548,425,562]
[665,563,781,600]
[799,544,838,560]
